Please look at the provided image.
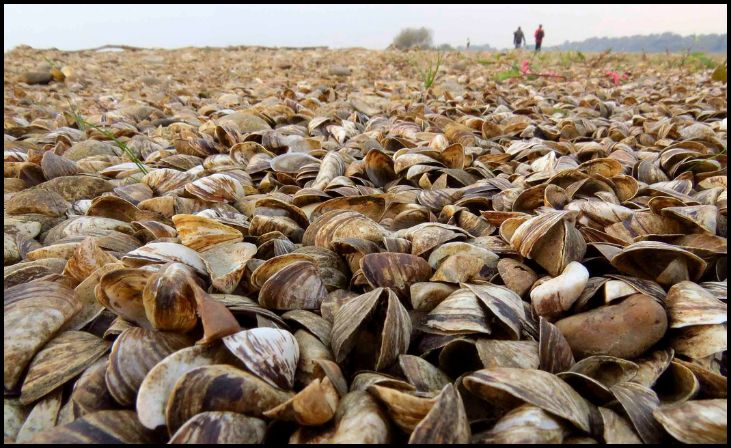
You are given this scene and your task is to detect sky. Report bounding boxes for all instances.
[4,4,727,52]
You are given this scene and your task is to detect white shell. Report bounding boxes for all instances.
[223,328,300,390]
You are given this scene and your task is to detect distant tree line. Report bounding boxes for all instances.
[547,32,726,53]
[391,28,725,54]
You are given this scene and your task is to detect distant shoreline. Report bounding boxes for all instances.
[5,44,727,55]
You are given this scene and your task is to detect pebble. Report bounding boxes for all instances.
[555,293,668,359]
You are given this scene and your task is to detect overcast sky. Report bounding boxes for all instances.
[4,4,727,52]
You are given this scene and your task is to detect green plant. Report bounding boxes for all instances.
[43,55,61,70]
[412,50,445,90]
[494,63,522,82]
[66,102,86,131]
[690,52,717,69]
[67,102,148,174]
[558,51,585,67]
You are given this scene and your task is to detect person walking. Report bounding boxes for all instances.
[513,27,526,49]
[466,38,470,50]
[534,24,545,52]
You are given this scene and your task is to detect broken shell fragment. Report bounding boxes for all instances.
[62,237,118,283]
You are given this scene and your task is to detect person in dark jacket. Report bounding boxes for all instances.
[534,24,545,52]
[513,27,525,49]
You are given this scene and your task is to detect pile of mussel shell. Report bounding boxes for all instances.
[4,46,727,444]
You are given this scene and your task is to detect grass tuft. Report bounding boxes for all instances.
[67,101,148,174]
[412,50,445,90]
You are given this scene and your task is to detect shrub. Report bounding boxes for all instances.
[392,27,433,50]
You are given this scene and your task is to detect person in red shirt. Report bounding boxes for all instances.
[534,24,545,52]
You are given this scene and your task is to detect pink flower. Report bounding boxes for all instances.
[606,71,621,86]
[520,60,530,75]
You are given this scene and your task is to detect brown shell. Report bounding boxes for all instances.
[165,364,293,433]
[20,331,110,405]
[5,280,82,390]
[258,260,328,310]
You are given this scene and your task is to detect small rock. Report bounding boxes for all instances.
[497,258,537,298]
[329,65,351,76]
[20,72,52,85]
[555,293,668,359]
